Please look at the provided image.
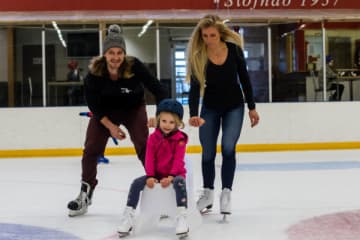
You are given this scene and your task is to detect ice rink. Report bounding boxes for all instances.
[1,150,360,240]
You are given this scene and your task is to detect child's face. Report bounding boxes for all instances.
[159,112,177,134]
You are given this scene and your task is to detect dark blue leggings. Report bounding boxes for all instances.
[199,105,244,190]
[126,175,187,208]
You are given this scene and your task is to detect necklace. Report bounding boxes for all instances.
[208,44,227,58]
[207,43,227,64]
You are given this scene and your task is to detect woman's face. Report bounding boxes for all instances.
[158,112,177,135]
[201,26,221,47]
[104,47,125,71]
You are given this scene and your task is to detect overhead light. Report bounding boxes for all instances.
[298,23,306,29]
[223,19,230,24]
[138,20,154,38]
[280,23,306,38]
[52,21,66,48]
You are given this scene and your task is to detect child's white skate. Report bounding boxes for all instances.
[117,206,135,238]
[176,207,189,239]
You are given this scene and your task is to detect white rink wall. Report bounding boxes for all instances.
[0,102,360,150]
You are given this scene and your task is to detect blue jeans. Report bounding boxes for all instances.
[199,105,244,190]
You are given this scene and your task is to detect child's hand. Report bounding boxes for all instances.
[146,177,157,188]
[160,176,174,188]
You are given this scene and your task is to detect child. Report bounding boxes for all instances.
[117,99,189,237]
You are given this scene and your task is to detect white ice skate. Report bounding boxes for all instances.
[196,188,214,214]
[220,188,231,221]
[67,181,92,217]
[175,207,189,239]
[117,206,135,238]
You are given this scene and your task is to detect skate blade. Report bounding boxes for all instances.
[118,232,130,238]
[177,231,189,239]
[68,208,87,217]
[220,211,231,215]
[118,226,132,238]
[160,214,170,220]
[200,208,212,215]
[216,213,230,224]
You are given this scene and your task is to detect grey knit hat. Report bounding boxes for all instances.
[103,24,126,54]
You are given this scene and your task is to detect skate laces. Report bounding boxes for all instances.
[75,191,90,206]
[199,190,209,201]
[220,188,231,212]
[176,210,186,219]
[199,188,214,202]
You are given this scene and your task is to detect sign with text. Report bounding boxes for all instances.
[222,0,342,9]
[0,0,358,11]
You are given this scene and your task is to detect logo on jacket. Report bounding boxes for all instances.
[120,88,132,93]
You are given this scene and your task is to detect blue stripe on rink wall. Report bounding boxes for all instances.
[236,161,360,171]
[0,223,81,240]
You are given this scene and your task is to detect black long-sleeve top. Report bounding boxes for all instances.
[84,57,168,120]
[189,42,256,117]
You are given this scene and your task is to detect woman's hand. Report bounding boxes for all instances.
[160,176,174,188]
[147,117,157,128]
[100,116,126,140]
[146,177,158,188]
[109,125,126,140]
[188,116,205,127]
[249,109,260,128]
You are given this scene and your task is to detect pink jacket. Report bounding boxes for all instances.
[145,128,188,179]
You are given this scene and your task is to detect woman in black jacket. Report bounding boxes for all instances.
[186,15,259,217]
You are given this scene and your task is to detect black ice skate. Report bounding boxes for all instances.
[67,181,93,217]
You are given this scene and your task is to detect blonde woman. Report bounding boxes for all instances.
[186,14,260,216]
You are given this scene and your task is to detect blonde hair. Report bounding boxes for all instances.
[88,55,135,79]
[156,112,185,129]
[186,14,244,95]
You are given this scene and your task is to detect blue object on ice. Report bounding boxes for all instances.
[98,156,110,164]
[0,223,81,240]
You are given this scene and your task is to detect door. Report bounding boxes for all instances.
[328,37,351,68]
[22,45,55,106]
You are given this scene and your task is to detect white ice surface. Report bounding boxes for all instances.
[0,150,360,240]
